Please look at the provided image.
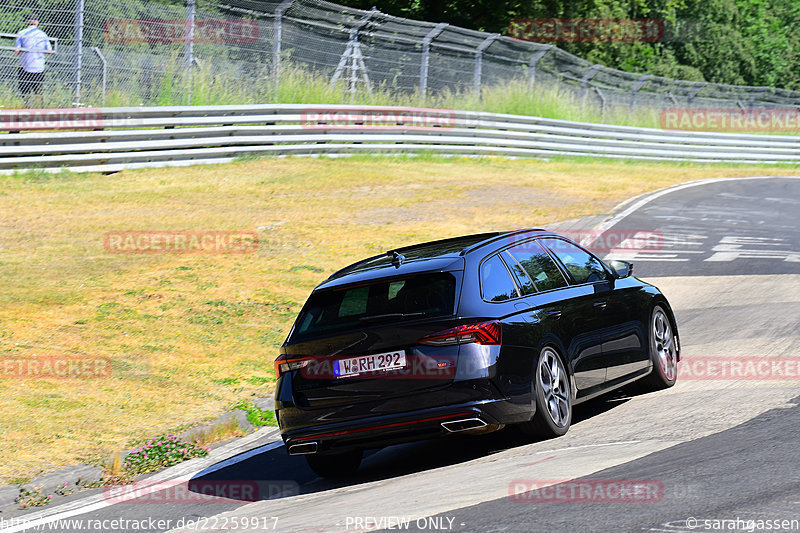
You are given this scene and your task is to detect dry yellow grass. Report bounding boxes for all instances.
[1,156,798,483]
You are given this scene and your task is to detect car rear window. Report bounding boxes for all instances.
[291,272,458,339]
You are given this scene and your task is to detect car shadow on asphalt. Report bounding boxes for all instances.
[188,389,635,503]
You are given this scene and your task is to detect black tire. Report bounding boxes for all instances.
[305,450,362,478]
[639,305,678,391]
[520,346,571,438]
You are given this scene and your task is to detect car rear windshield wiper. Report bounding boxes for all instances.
[358,312,425,322]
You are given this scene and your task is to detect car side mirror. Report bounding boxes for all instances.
[608,260,633,279]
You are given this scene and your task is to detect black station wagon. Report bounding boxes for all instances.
[274,229,680,477]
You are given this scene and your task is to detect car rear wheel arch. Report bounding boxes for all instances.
[520,342,573,438]
[534,334,576,401]
[639,302,679,391]
[649,297,680,358]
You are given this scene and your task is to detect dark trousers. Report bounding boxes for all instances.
[19,68,45,96]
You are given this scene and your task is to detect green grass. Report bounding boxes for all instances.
[0,60,661,129]
[232,401,278,427]
[7,62,796,134]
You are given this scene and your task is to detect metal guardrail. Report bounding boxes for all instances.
[0,32,59,54]
[2,104,800,173]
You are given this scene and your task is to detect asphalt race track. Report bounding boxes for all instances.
[2,176,798,533]
[599,176,800,277]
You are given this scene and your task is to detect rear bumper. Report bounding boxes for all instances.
[279,397,527,455]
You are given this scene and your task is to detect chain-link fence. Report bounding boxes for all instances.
[2,0,800,111]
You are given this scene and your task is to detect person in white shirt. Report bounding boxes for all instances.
[14,14,53,107]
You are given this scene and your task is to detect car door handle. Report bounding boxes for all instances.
[593,301,607,310]
[547,310,562,319]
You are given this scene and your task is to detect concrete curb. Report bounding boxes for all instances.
[0,401,275,515]
[544,214,609,232]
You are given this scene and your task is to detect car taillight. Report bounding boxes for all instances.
[274,355,312,378]
[418,321,501,346]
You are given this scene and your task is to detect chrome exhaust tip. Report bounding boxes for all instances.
[288,442,318,455]
[441,418,488,433]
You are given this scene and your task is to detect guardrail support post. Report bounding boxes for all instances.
[420,22,447,101]
[273,0,293,92]
[72,0,85,105]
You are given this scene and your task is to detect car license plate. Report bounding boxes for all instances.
[334,351,406,378]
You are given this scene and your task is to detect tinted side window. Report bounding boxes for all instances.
[480,255,519,302]
[506,241,567,292]
[539,238,607,284]
[501,250,536,295]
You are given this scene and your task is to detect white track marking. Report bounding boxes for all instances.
[533,440,642,455]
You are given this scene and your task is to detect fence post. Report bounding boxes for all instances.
[473,33,499,96]
[184,0,196,69]
[420,22,447,101]
[630,73,652,111]
[593,87,606,121]
[579,64,602,105]
[72,0,85,105]
[747,86,768,109]
[527,46,551,88]
[92,47,107,106]
[666,92,678,107]
[273,0,293,92]
[687,82,706,108]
